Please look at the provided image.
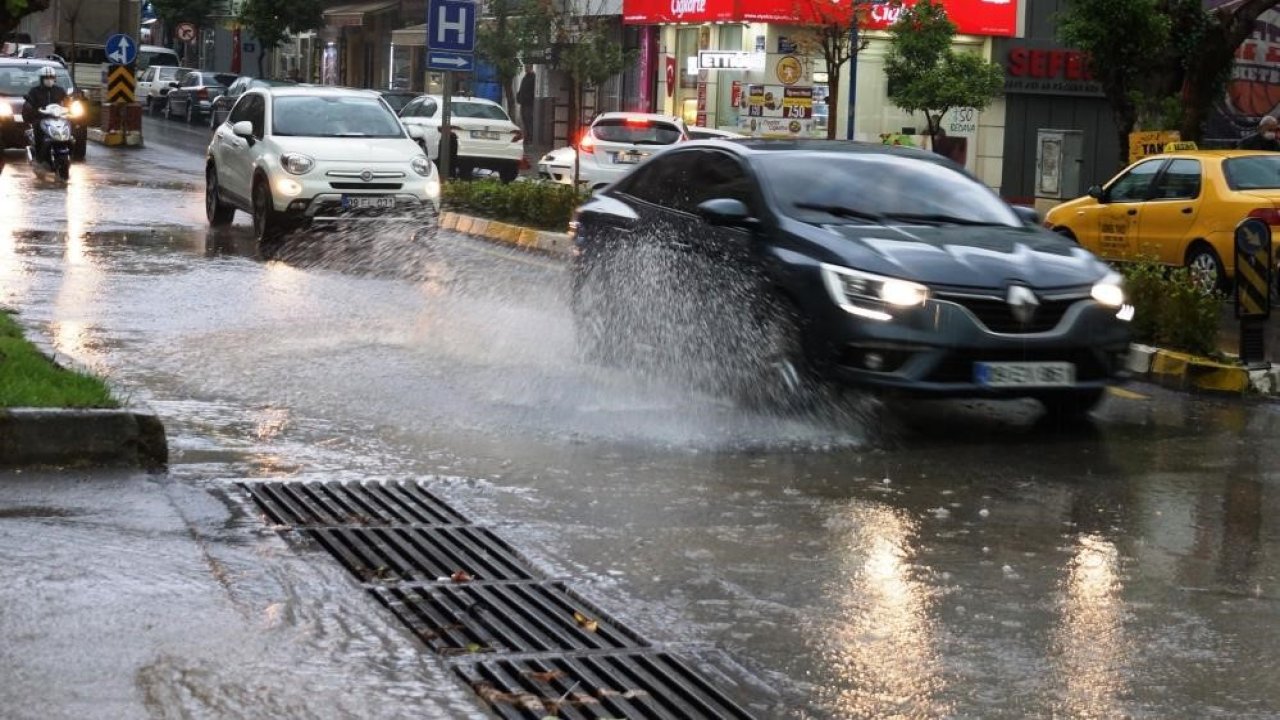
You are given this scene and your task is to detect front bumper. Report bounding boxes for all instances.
[281,193,440,224]
[811,292,1133,397]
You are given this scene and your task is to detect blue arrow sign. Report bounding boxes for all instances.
[427,0,476,53]
[427,50,473,72]
[105,33,137,65]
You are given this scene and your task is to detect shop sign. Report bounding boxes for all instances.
[1003,44,1103,97]
[622,0,736,24]
[698,50,765,70]
[704,0,1017,35]
[1128,130,1181,163]
[697,81,707,112]
[775,55,803,85]
[743,84,813,137]
[778,36,797,54]
[731,80,742,107]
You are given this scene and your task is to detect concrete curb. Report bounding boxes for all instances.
[440,211,572,256]
[1,309,168,470]
[87,127,143,147]
[1127,342,1280,397]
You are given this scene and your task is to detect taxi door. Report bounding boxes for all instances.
[1093,158,1166,261]
[1137,158,1202,265]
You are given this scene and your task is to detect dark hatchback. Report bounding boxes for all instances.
[569,140,1134,418]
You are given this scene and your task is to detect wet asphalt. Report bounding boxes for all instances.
[3,120,1280,719]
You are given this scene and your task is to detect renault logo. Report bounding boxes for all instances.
[360,170,373,182]
[1007,285,1039,325]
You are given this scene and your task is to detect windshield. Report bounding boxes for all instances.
[591,118,684,145]
[0,66,73,95]
[139,50,180,70]
[758,152,1021,227]
[1224,155,1280,190]
[272,95,405,138]
[451,101,509,120]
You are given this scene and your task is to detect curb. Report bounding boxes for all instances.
[1,310,168,470]
[440,211,572,256]
[1127,343,1279,396]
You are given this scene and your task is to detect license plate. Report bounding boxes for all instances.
[342,195,396,210]
[613,152,643,164]
[974,361,1075,388]
[470,130,501,140]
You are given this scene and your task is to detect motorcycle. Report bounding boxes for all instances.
[25,103,75,181]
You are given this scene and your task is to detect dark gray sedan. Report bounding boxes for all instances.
[163,71,231,124]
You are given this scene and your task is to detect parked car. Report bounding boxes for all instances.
[1044,148,1280,290]
[0,58,87,160]
[570,139,1134,419]
[398,94,523,182]
[376,89,419,115]
[164,71,231,124]
[138,65,194,114]
[208,76,295,129]
[205,86,440,242]
[539,112,689,190]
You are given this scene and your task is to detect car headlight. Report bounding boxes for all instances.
[275,177,303,197]
[425,176,441,199]
[821,263,928,321]
[68,100,85,118]
[411,155,432,177]
[0,102,10,118]
[1091,271,1125,308]
[281,153,314,175]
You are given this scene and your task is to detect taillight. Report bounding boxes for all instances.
[197,88,208,99]
[624,117,651,127]
[1248,207,1280,225]
[511,129,523,143]
[579,131,595,154]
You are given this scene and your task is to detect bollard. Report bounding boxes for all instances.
[1234,217,1272,368]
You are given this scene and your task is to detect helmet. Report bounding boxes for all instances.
[37,66,56,79]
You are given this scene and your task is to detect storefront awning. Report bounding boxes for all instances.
[323,0,399,28]
[391,23,426,47]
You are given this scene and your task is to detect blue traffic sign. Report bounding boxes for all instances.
[427,50,473,72]
[427,0,476,53]
[105,33,137,65]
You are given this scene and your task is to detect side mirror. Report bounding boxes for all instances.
[1087,184,1104,201]
[697,198,755,227]
[232,120,255,143]
[406,124,425,140]
[1012,205,1040,227]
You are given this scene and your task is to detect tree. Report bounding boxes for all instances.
[884,0,1004,147]
[541,0,633,143]
[475,0,549,117]
[237,0,323,77]
[789,0,891,140]
[1060,0,1280,165]
[1,0,51,42]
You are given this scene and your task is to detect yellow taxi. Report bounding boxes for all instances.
[1043,148,1280,288]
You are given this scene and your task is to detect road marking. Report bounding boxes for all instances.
[448,233,566,271]
[1108,386,1149,400]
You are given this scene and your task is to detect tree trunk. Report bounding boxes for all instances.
[826,66,840,140]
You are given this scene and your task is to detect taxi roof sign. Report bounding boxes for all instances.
[1165,141,1198,152]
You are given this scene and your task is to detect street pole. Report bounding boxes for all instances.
[440,70,453,180]
[846,25,858,141]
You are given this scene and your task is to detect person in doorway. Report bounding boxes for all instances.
[516,64,536,141]
[1239,115,1280,151]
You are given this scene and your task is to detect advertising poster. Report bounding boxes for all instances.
[1204,5,1280,143]
[742,84,813,137]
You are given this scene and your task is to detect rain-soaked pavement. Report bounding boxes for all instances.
[4,129,1280,719]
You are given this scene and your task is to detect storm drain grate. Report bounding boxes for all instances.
[241,480,470,528]
[372,582,648,656]
[455,652,755,720]
[308,526,537,584]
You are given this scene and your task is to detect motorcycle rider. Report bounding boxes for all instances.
[23,66,67,160]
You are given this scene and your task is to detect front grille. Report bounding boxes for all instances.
[927,347,1109,383]
[329,182,404,190]
[941,295,1083,334]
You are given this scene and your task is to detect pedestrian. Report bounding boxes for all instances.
[1239,115,1280,151]
[516,64,536,141]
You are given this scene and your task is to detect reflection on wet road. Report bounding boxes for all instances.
[3,140,1280,718]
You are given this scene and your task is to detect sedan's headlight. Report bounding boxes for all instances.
[0,102,10,118]
[68,100,85,118]
[281,153,314,175]
[1091,271,1125,307]
[821,263,928,321]
[411,155,432,177]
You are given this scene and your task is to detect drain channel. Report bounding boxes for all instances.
[243,480,469,527]
[308,526,536,584]
[372,582,648,656]
[455,653,756,720]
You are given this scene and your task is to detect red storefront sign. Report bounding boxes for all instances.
[624,0,1017,37]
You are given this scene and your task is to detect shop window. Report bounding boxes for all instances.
[719,25,743,51]
[676,28,699,89]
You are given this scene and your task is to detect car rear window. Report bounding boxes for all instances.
[1224,155,1280,190]
[591,118,683,145]
[450,101,508,120]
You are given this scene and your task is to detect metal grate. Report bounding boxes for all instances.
[373,582,648,657]
[941,295,1082,334]
[308,526,536,584]
[241,480,470,527]
[455,653,755,720]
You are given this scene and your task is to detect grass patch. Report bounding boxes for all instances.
[0,311,117,409]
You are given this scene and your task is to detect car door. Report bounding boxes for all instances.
[138,67,153,100]
[1138,158,1203,265]
[212,92,264,206]
[1092,158,1166,261]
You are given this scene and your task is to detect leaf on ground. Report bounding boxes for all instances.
[572,611,598,633]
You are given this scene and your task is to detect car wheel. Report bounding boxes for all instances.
[206,165,235,227]
[1186,244,1226,293]
[252,179,283,242]
[71,134,86,161]
[1039,388,1106,424]
[1053,227,1078,243]
[498,162,518,183]
[738,297,817,412]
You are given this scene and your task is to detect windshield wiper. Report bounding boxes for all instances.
[881,212,1006,227]
[793,202,886,224]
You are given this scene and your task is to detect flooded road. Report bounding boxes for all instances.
[4,139,1280,719]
